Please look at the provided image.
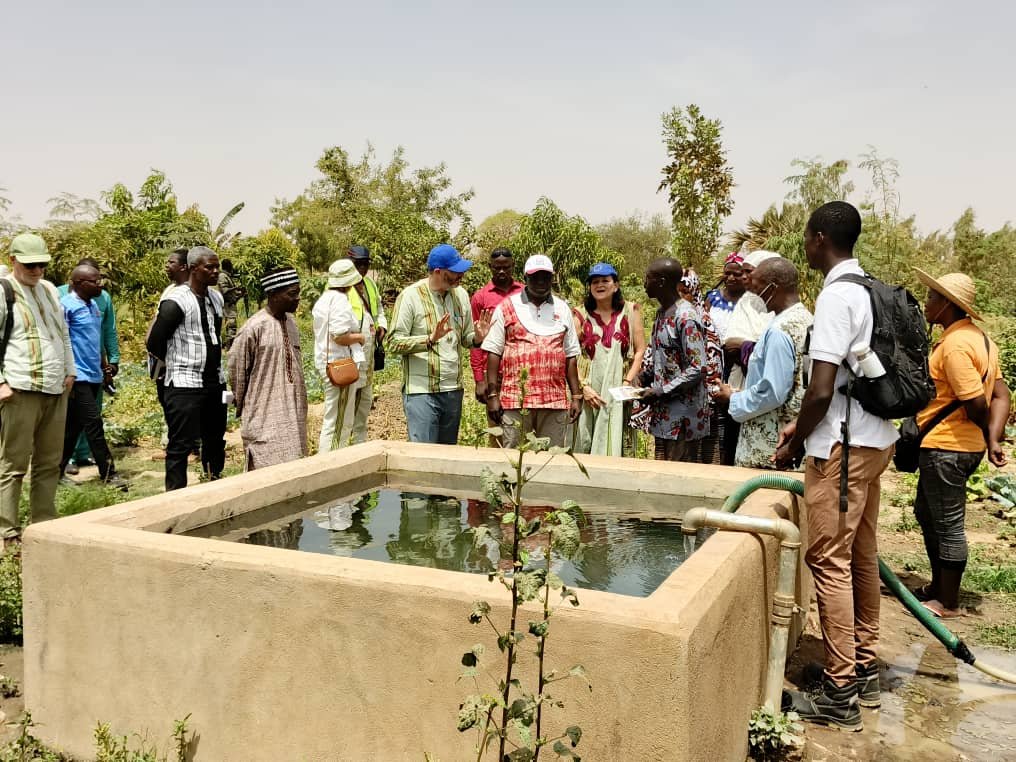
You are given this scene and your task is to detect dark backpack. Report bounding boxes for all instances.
[834,273,936,419]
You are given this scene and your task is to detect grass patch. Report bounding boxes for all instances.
[0,547,22,643]
[879,552,931,575]
[964,563,1016,594]
[974,621,1016,650]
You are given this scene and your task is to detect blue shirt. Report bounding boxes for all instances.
[729,319,796,423]
[57,285,119,365]
[61,292,103,383]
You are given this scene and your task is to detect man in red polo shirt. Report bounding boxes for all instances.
[470,248,523,404]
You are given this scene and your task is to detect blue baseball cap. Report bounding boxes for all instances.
[586,262,618,282]
[348,245,370,260]
[427,244,472,273]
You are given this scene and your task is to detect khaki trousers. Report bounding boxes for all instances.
[0,389,68,537]
[804,442,892,686]
[501,409,571,449]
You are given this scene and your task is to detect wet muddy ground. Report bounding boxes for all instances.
[789,595,1016,761]
[787,463,1016,762]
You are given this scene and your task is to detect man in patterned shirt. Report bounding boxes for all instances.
[386,245,491,445]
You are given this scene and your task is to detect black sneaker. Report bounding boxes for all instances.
[782,677,863,732]
[856,662,881,708]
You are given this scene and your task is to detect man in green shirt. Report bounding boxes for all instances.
[57,257,120,474]
[386,245,490,444]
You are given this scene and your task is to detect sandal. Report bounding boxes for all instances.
[922,600,964,619]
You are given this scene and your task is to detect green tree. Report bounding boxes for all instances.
[225,227,302,304]
[475,209,524,254]
[272,144,474,292]
[658,104,734,271]
[508,198,620,301]
[47,192,101,224]
[951,207,985,274]
[784,158,854,210]
[596,212,670,278]
[730,155,853,304]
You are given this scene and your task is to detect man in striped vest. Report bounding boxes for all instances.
[147,246,228,491]
[347,245,387,443]
[0,233,76,543]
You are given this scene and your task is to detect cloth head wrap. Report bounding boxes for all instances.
[724,251,745,266]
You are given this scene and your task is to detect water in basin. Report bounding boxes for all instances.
[188,484,720,598]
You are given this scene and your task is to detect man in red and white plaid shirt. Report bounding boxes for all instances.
[482,254,582,449]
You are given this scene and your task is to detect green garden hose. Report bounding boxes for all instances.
[722,474,1016,686]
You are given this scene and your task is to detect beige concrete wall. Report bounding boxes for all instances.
[23,442,803,761]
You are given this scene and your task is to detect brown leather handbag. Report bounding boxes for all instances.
[326,357,359,387]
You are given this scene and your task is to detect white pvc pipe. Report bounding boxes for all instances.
[682,508,802,711]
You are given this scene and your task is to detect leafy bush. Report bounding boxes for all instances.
[94,715,192,762]
[103,362,164,444]
[57,483,128,517]
[0,545,22,643]
[982,315,1016,394]
[0,712,69,761]
[747,707,803,761]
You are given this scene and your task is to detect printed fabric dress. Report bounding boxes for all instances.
[639,300,710,442]
[733,302,813,469]
[574,303,635,456]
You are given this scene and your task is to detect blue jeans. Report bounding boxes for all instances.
[403,390,463,445]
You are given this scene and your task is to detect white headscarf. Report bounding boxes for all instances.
[744,250,781,268]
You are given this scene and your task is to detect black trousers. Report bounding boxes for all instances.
[163,385,227,491]
[61,382,115,480]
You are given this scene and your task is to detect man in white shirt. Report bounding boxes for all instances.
[775,202,897,731]
[483,255,582,448]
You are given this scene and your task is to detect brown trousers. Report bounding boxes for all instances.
[804,442,892,686]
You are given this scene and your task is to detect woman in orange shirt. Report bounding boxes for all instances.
[912,270,1011,618]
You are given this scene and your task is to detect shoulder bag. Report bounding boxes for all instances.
[325,294,361,388]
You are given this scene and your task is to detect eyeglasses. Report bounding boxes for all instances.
[22,262,47,270]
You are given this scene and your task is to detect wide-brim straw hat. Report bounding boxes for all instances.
[914,268,981,320]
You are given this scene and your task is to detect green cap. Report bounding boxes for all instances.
[10,233,51,264]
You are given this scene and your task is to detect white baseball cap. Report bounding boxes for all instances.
[523,254,554,275]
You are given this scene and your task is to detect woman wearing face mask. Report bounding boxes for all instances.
[676,269,725,464]
[714,257,813,468]
[573,263,646,456]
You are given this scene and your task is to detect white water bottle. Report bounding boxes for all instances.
[852,342,885,379]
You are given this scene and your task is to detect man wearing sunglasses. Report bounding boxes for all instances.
[0,233,77,546]
[58,257,120,474]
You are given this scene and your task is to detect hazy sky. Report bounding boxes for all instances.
[4,1,1014,239]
